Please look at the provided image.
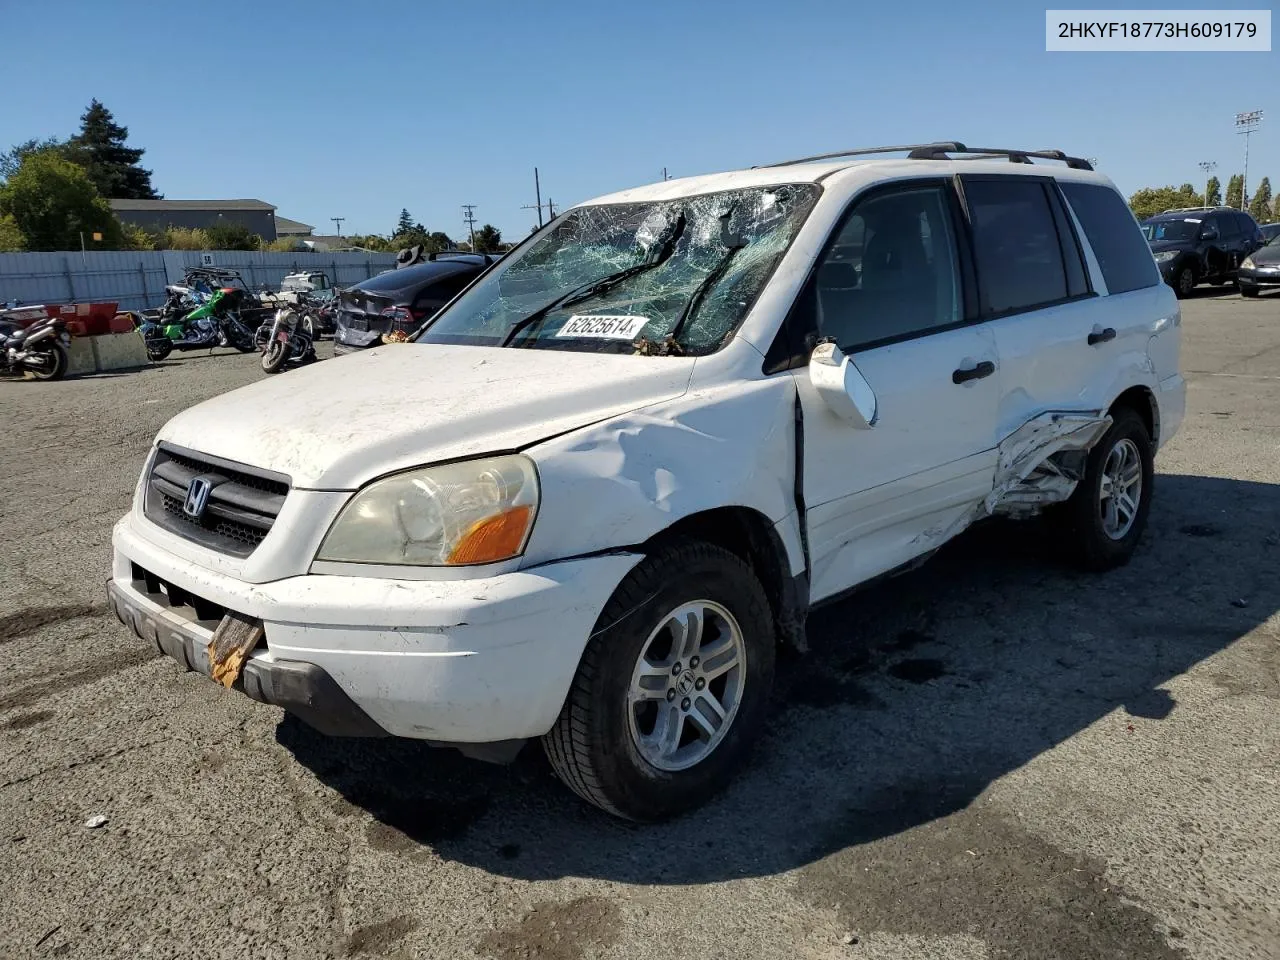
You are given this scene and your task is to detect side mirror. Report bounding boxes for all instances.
[1200,227,1218,240]
[808,340,877,428]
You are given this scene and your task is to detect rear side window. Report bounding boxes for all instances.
[963,179,1069,316]
[1236,212,1258,239]
[1217,213,1240,239]
[1059,182,1159,295]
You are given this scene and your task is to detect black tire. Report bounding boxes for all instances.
[261,338,289,373]
[542,540,776,821]
[1173,265,1196,298]
[29,342,68,381]
[1240,284,1260,298]
[1054,407,1154,571]
[146,338,173,362]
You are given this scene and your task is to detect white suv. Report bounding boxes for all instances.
[108,142,1184,821]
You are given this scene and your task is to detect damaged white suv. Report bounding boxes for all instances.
[108,142,1184,820]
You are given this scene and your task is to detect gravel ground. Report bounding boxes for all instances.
[1,291,1278,960]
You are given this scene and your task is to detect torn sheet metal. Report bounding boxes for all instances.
[985,412,1113,517]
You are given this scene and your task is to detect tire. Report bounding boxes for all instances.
[1240,284,1259,298]
[29,342,68,381]
[146,338,173,362]
[1173,265,1196,298]
[542,540,776,821]
[261,337,289,373]
[1054,407,1154,571]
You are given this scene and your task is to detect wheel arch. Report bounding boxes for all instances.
[643,506,809,652]
[1108,384,1159,446]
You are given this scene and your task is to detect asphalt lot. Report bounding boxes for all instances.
[1,290,1278,960]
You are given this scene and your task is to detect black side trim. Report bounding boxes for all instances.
[242,660,387,738]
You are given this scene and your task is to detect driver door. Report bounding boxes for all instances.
[788,180,1000,601]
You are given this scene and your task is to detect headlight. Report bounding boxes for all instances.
[1153,251,1179,263]
[317,455,539,566]
[1241,256,1255,269]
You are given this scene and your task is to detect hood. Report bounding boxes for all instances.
[157,344,696,490]
[1250,242,1280,265]
[1148,240,1192,255]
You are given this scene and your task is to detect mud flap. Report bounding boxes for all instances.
[207,611,265,688]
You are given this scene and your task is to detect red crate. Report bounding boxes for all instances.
[0,301,119,336]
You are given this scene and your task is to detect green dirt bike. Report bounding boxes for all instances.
[138,287,260,360]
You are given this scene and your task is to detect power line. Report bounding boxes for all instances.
[461,204,477,250]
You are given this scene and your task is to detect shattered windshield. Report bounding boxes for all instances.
[416,183,820,354]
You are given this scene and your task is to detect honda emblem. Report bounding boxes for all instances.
[183,477,214,519]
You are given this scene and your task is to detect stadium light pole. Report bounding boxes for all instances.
[1235,111,1263,210]
[1198,161,1217,206]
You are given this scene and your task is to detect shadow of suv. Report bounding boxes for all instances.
[1142,206,1264,297]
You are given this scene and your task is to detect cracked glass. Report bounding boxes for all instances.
[415,183,821,355]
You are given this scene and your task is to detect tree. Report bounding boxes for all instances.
[396,208,414,235]
[1127,184,1202,221]
[0,151,124,251]
[1205,176,1222,207]
[1249,177,1272,222]
[0,214,24,251]
[202,221,261,250]
[0,137,64,182]
[472,223,502,253]
[1226,174,1244,210]
[66,99,159,199]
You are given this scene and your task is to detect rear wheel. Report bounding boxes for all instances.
[145,338,172,362]
[1054,407,1154,571]
[543,540,776,821]
[1240,284,1260,298]
[29,342,69,381]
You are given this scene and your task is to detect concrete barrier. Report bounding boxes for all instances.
[88,331,150,373]
[67,337,97,377]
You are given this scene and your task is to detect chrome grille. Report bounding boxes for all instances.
[143,444,290,557]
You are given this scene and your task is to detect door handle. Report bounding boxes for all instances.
[952,360,995,384]
[1088,327,1116,345]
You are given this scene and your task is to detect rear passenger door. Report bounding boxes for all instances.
[971,176,1162,441]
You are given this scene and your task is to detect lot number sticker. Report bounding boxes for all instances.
[556,314,651,339]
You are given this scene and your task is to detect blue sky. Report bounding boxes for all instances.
[1,1,1274,241]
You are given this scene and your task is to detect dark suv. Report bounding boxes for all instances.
[1141,207,1264,297]
[333,253,496,355]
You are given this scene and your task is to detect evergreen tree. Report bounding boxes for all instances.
[67,100,159,199]
[1226,174,1244,210]
[1248,177,1272,222]
[1204,176,1222,207]
[396,208,414,234]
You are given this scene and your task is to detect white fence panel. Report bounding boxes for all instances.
[0,250,399,312]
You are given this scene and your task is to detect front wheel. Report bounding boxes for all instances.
[146,338,173,362]
[1240,284,1260,298]
[543,540,776,821]
[1173,265,1196,298]
[1053,407,1154,571]
[261,336,289,373]
[29,342,68,381]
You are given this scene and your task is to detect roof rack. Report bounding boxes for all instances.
[756,141,1094,171]
[1159,206,1234,215]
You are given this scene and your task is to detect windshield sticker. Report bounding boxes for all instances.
[557,314,651,339]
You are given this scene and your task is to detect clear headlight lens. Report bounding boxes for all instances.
[1153,251,1179,263]
[1241,256,1255,269]
[317,455,539,566]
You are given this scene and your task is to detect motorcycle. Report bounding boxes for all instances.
[255,307,317,374]
[0,314,72,381]
[139,287,259,358]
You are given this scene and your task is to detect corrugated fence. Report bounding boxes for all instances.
[0,250,400,312]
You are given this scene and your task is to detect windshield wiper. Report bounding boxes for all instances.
[658,205,747,351]
[498,211,686,347]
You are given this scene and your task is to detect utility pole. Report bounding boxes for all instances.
[1198,161,1217,205]
[546,198,556,220]
[331,217,344,237]
[1235,110,1263,210]
[521,167,546,228]
[662,167,669,181]
[461,204,477,250]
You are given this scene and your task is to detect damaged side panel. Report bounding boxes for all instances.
[521,375,803,575]
[986,411,1112,517]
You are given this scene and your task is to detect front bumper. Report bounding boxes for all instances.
[1236,265,1280,288]
[110,514,641,743]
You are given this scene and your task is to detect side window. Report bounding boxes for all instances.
[964,178,1069,315]
[810,185,962,351]
[1059,181,1159,294]
[1217,214,1240,239]
[1236,213,1257,240]
[414,272,471,313]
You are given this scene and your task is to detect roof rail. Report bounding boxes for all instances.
[756,141,1094,171]
[1159,206,1232,214]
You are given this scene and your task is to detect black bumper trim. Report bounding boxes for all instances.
[107,579,387,738]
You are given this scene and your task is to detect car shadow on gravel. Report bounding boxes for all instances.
[278,472,1280,888]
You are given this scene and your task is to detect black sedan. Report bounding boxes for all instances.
[1237,234,1280,297]
[332,253,495,355]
